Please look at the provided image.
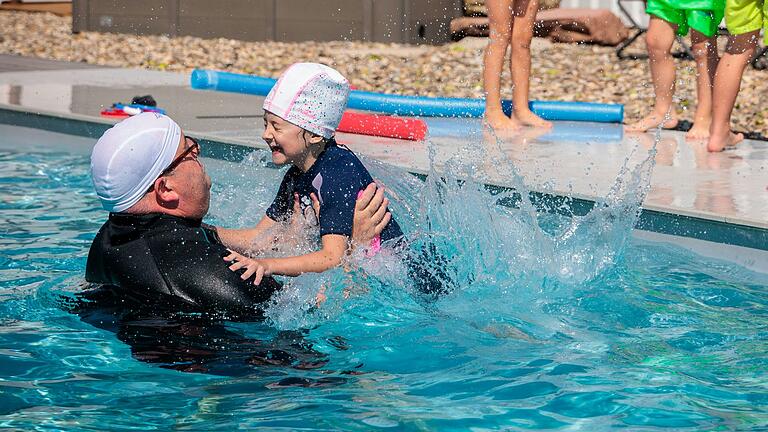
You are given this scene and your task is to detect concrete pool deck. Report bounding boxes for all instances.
[0,54,766,251]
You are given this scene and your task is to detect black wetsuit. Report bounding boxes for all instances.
[84,213,281,317]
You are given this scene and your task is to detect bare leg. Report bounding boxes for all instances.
[626,17,679,132]
[509,0,552,128]
[685,30,719,140]
[483,0,521,130]
[707,31,758,152]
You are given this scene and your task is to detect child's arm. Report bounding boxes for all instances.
[216,192,319,254]
[216,215,278,254]
[218,183,388,254]
[225,234,348,284]
[216,168,307,254]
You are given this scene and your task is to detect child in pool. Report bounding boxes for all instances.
[483,0,552,130]
[220,63,403,284]
[626,0,723,139]
[707,0,766,151]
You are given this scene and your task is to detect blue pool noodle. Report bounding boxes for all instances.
[190,69,623,123]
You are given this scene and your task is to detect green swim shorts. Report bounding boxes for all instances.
[726,0,768,44]
[647,0,726,37]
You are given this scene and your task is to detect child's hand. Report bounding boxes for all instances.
[224,250,272,285]
[315,285,327,307]
[290,192,320,228]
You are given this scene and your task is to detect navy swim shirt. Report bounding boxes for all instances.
[266,141,403,242]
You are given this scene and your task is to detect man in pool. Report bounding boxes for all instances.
[84,112,390,318]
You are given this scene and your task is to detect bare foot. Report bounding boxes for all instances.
[514,109,552,128]
[625,111,679,132]
[484,109,521,130]
[685,120,711,140]
[707,130,744,152]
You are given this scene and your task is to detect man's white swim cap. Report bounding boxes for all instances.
[263,63,350,139]
[91,112,181,212]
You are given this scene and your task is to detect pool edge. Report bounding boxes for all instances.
[1,103,766,252]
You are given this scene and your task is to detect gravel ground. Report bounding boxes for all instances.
[1,11,766,135]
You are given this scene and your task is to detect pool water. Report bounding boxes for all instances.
[1,126,767,430]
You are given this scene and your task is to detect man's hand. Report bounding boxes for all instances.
[224,250,273,285]
[352,182,391,244]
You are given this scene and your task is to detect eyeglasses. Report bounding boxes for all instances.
[147,136,201,192]
[163,136,200,175]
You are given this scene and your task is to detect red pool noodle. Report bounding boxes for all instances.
[99,108,130,119]
[337,112,427,141]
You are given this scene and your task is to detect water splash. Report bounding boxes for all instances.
[383,126,657,286]
[264,126,659,333]
[5,130,768,429]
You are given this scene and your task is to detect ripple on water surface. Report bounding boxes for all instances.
[0,137,767,430]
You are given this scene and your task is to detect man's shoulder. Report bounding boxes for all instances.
[89,213,223,266]
[85,214,280,315]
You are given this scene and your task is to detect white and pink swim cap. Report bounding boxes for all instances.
[262,63,350,139]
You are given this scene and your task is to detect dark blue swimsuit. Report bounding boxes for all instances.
[266,142,446,296]
[266,141,402,242]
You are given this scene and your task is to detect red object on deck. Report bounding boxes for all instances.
[99,108,130,119]
[337,112,427,141]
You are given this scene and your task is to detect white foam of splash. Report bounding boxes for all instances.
[352,126,659,339]
[395,125,658,290]
[212,129,659,332]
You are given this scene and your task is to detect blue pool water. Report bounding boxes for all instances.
[1,125,767,430]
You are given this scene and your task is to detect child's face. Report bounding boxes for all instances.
[262,112,319,170]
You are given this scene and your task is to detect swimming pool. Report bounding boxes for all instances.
[1,124,767,430]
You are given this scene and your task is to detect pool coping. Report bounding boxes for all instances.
[1,102,766,252]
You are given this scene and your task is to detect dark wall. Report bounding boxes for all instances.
[72,0,464,44]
